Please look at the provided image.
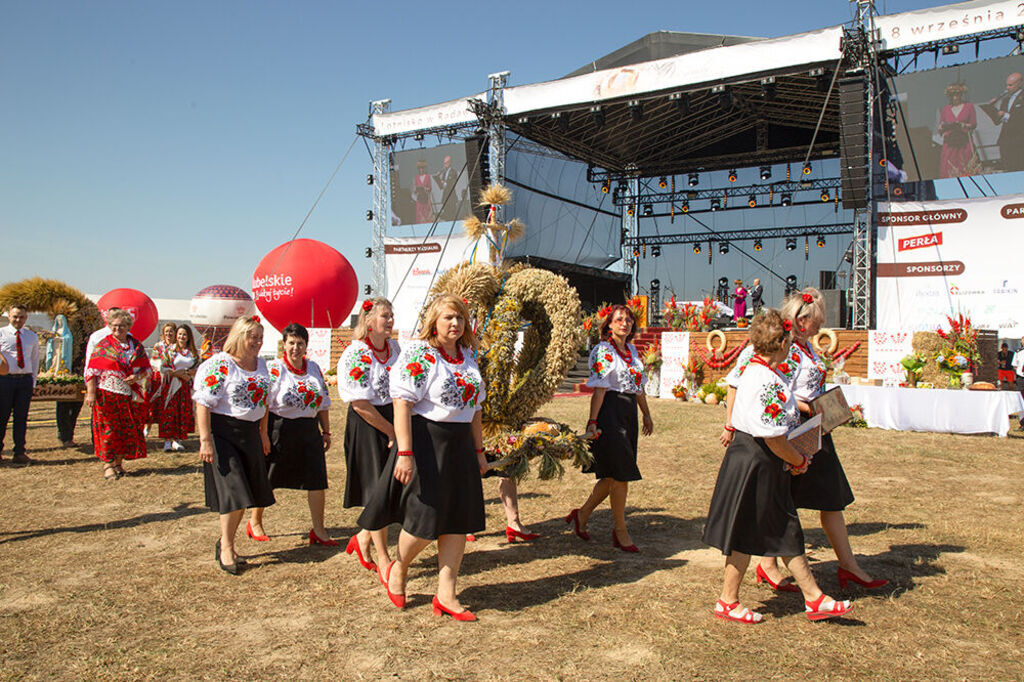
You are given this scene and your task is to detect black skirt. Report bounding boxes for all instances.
[789,432,855,511]
[357,415,485,540]
[266,413,328,491]
[204,413,276,514]
[702,431,805,557]
[584,390,641,482]
[343,402,394,507]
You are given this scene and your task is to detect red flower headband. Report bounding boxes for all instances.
[782,319,793,331]
[362,300,374,312]
[801,293,813,304]
[251,314,261,324]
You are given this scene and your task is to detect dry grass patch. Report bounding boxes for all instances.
[2,397,1023,679]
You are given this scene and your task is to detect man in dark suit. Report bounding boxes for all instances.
[749,278,763,314]
[989,72,1024,171]
[434,155,464,221]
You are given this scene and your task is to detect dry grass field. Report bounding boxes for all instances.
[2,396,1023,680]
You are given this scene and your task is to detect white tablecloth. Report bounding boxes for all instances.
[834,385,1024,437]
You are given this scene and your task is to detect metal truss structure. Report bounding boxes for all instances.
[622,222,855,247]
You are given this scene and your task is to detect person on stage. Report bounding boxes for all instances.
[157,325,199,451]
[358,294,487,621]
[337,298,399,574]
[732,279,748,321]
[988,72,1024,170]
[84,309,151,479]
[0,304,40,466]
[193,315,274,574]
[566,304,653,552]
[749,278,763,315]
[247,323,335,547]
[703,309,852,623]
[938,82,981,178]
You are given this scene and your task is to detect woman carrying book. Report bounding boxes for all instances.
[703,309,852,623]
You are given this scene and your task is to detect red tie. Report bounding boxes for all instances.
[15,329,24,369]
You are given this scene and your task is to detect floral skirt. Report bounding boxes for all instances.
[92,390,147,462]
[158,386,194,440]
[146,372,163,424]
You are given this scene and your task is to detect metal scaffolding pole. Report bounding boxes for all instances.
[370,99,391,298]
[849,0,877,329]
[622,176,638,292]
[487,71,510,226]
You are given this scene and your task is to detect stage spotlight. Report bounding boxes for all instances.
[710,198,721,211]
[714,85,733,111]
[688,173,699,187]
[621,228,628,242]
[728,169,738,183]
[413,133,424,141]
[812,68,830,92]
[601,180,610,194]
[817,235,826,248]
[781,193,792,206]
[590,106,605,128]
[719,241,729,255]
[893,185,904,196]
[753,239,763,251]
[681,200,690,213]
[692,243,702,255]
[760,166,771,180]
[785,237,797,251]
[659,176,668,189]
[760,77,776,101]
[517,116,531,134]
[748,195,757,208]
[366,174,374,185]
[364,284,372,295]
[652,246,662,258]
[364,247,373,258]
[553,112,568,132]
[941,43,959,55]
[802,162,812,175]
[365,210,374,220]
[820,190,830,202]
[628,99,643,122]
[784,275,798,296]
[642,204,653,217]
[670,91,689,114]
[844,248,854,264]
[627,205,635,216]
[632,248,641,258]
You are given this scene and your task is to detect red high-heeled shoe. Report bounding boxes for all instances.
[564,509,590,541]
[384,561,405,609]
[345,535,377,571]
[837,567,889,590]
[611,529,639,553]
[309,530,340,547]
[505,526,541,543]
[755,564,800,593]
[432,595,476,621]
[246,521,270,542]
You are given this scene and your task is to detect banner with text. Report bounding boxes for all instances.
[659,332,690,400]
[384,233,479,334]
[876,194,1024,337]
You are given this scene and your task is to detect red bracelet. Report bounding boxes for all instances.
[587,419,598,425]
[723,425,736,432]
[397,450,413,457]
[476,448,484,453]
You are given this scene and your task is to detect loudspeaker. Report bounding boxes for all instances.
[819,270,837,290]
[819,289,846,328]
[838,76,869,210]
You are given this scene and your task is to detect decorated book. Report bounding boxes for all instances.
[809,386,853,434]
[787,413,822,459]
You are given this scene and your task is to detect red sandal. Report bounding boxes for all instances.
[713,600,763,624]
[805,594,852,621]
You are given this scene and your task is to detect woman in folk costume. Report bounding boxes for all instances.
[84,309,151,480]
[158,325,199,451]
[146,322,177,433]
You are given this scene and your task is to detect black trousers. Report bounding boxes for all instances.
[56,400,84,443]
[0,374,34,456]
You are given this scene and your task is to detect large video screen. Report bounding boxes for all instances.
[892,54,1024,182]
[390,139,485,227]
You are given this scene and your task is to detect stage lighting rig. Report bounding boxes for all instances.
[628,99,643,122]
[753,239,763,251]
[817,235,826,247]
[364,285,373,295]
[670,91,689,114]
[627,205,635,216]
[688,173,699,187]
[642,204,654,217]
[719,241,729,255]
[781,193,792,206]
[802,162,812,176]
[413,133,424,141]
[712,84,732,111]
[620,228,628,242]
[941,43,959,55]
[632,247,641,258]
[590,105,604,128]
[820,190,830,202]
[651,246,662,257]
[658,176,668,189]
[553,112,568,132]
[366,210,374,220]
[680,200,690,213]
[760,166,771,180]
[601,180,610,194]
[728,169,738,182]
[364,247,373,258]
[747,195,757,208]
[785,237,797,251]
[692,243,701,255]
[710,198,721,211]
[784,275,798,296]
[366,174,374,185]
[760,76,776,101]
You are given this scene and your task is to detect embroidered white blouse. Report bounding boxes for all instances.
[192,352,270,422]
[390,341,485,423]
[789,340,828,402]
[586,341,646,394]
[336,338,400,406]
[267,358,331,419]
[726,345,798,388]
[732,360,800,438]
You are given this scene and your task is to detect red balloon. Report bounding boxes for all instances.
[252,239,358,331]
[96,288,159,341]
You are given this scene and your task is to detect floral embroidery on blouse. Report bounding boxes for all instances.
[401,345,438,388]
[589,346,615,378]
[628,367,643,391]
[228,374,270,410]
[372,368,390,403]
[269,365,281,380]
[283,379,325,411]
[202,360,231,394]
[345,350,373,388]
[759,381,794,427]
[440,370,481,408]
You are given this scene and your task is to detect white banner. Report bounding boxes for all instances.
[876,194,1024,337]
[875,0,1021,51]
[867,330,915,382]
[307,328,332,373]
[373,93,485,136]
[659,332,690,400]
[384,233,480,334]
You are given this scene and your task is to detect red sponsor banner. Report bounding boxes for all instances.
[898,232,942,252]
[876,208,967,226]
[877,261,965,277]
[1001,203,1024,219]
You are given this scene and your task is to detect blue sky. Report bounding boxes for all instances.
[1,0,1013,305]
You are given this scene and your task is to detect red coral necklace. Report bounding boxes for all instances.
[437,343,464,364]
[366,336,390,362]
[282,355,307,375]
[611,339,633,365]
[749,354,787,380]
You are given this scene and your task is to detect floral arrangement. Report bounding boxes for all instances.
[684,355,704,384]
[935,313,981,385]
[662,295,716,331]
[844,404,867,428]
[900,352,928,386]
[483,420,592,481]
[35,373,85,385]
[670,382,688,399]
[626,295,646,328]
[642,342,663,370]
